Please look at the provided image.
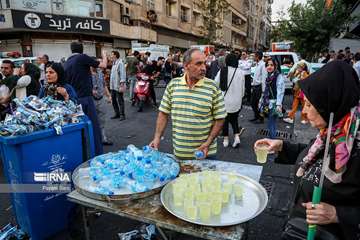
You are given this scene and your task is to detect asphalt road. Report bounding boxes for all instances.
[0,84,317,240]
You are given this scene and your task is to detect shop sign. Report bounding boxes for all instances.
[12,10,110,34]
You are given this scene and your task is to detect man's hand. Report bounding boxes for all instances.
[302,202,339,225]
[149,137,161,150]
[0,95,10,104]
[196,143,210,159]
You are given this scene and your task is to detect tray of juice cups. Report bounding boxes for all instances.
[160,171,268,226]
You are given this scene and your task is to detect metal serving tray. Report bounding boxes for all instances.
[72,160,176,203]
[160,171,268,227]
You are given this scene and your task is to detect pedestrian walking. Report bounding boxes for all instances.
[255,61,360,240]
[64,41,107,156]
[259,57,285,139]
[283,62,309,124]
[150,48,226,160]
[238,51,252,104]
[109,51,126,121]
[125,51,140,102]
[249,51,267,123]
[91,66,113,146]
[215,53,245,148]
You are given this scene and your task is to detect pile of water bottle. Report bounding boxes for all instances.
[85,145,180,195]
[0,96,83,136]
[0,223,28,240]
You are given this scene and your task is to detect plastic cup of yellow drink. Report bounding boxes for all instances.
[188,174,199,184]
[196,192,208,203]
[228,174,238,184]
[184,190,195,202]
[188,183,201,192]
[222,182,233,193]
[185,204,197,220]
[221,189,230,203]
[233,184,243,200]
[211,195,223,215]
[255,143,270,164]
[173,190,184,207]
[212,178,222,192]
[198,202,211,221]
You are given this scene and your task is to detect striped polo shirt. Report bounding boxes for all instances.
[159,75,226,159]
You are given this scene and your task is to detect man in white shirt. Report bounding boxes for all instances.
[353,52,360,79]
[238,51,252,103]
[250,51,267,123]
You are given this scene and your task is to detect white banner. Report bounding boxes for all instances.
[11,0,51,13]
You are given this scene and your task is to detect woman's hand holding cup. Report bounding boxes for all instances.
[253,138,283,163]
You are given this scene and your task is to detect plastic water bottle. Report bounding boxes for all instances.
[169,163,180,179]
[127,144,143,160]
[195,150,205,159]
[142,145,152,154]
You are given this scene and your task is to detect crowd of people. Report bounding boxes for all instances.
[0,41,360,239]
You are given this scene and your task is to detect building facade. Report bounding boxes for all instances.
[0,0,272,60]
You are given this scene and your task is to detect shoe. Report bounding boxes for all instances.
[223,138,229,147]
[232,137,240,148]
[102,141,113,146]
[119,115,126,121]
[301,120,309,124]
[283,117,294,124]
[111,115,120,119]
[249,118,258,122]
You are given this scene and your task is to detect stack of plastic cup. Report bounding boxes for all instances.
[233,184,243,201]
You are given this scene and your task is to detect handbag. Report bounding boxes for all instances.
[281,218,339,240]
[224,67,237,97]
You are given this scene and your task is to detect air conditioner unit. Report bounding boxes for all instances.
[234,19,242,25]
[122,7,130,17]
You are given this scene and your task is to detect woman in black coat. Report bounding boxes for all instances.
[255,61,360,240]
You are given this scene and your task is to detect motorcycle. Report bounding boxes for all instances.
[133,72,152,112]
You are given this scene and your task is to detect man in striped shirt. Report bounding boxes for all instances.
[150,49,226,160]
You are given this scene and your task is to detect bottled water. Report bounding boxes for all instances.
[88,145,181,195]
[195,150,205,159]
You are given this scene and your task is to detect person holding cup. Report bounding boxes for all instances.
[255,61,360,240]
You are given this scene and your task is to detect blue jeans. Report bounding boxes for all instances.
[268,114,277,139]
[128,75,137,100]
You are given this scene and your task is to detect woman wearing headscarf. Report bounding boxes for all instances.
[260,57,285,139]
[38,62,77,102]
[215,53,245,148]
[255,61,360,240]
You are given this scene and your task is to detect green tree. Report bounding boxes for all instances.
[197,0,230,44]
[272,0,355,60]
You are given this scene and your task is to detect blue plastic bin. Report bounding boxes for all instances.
[0,117,95,240]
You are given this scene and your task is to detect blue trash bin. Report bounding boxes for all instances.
[0,117,95,240]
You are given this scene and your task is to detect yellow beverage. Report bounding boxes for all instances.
[188,174,199,184]
[173,190,184,207]
[188,183,201,192]
[198,203,211,221]
[233,184,243,200]
[183,197,193,207]
[184,190,195,202]
[212,178,222,192]
[222,182,232,193]
[221,190,230,203]
[255,144,269,163]
[172,182,186,195]
[185,205,197,220]
[211,195,223,215]
[196,192,208,203]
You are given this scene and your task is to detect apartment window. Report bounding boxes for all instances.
[193,12,201,27]
[147,0,155,10]
[166,0,177,17]
[95,0,103,17]
[120,3,130,25]
[180,6,189,22]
